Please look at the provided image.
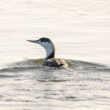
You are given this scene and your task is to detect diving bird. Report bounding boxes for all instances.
[27,37,68,68]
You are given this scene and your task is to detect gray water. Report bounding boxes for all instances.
[0,59,110,110]
[0,0,110,110]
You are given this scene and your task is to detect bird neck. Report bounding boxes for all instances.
[44,43,55,60]
[46,50,55,60]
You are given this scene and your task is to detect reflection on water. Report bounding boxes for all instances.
[0,59,110,110]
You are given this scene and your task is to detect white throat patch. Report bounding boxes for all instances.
[40,42,54,59]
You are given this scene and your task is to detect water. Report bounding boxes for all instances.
[0,0,110,110]
[0,59,110,110]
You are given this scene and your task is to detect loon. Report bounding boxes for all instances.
[27,37,68,68]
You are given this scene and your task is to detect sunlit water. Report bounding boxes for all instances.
[0,0,110,110]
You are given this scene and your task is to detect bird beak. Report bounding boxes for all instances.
[27,40,39,43]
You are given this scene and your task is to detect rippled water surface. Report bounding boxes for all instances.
[0,0,110,110]
[0,59,110,110]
